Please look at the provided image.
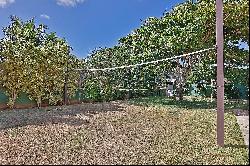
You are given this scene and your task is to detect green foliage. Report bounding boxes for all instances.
[83,79,102,101]
[0,0,249,105]
[0,16,82,107]
[82,0,249,101]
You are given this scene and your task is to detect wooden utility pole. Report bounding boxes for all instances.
[216,0,224,147]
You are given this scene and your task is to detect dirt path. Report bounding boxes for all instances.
[230,109,249,148]
[236,116,249,147]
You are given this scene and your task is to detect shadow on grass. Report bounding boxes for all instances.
[128,96,249,111]
[1,96,248,131]
[224,144,249,149]
[129,96,215,109]
[0,102,126,131]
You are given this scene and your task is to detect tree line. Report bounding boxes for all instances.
[0,0,248,108]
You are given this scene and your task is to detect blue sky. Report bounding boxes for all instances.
[0,0,184,58]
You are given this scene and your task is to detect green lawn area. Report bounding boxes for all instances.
[0,97,249,165]
[129,96,249,110]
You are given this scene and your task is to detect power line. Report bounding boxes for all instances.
[74,46,216,72]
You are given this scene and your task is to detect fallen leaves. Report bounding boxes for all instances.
[0,100,248,165]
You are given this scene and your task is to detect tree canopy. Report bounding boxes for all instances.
[83,0,249,100]
[0,0,249,107]
[0,16,82,107]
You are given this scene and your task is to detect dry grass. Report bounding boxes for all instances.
[0,100,249,165]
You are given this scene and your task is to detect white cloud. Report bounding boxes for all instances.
[40,14,50,20]
[0,0,15,8]
[56,0,85,7]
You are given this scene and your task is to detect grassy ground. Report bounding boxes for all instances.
[0,97,249,165]
[129,96,249,110]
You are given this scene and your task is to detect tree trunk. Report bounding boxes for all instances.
[176,83,184,101]
[9,90,17,108]
[37,96,42,108]
[179,83,184,100]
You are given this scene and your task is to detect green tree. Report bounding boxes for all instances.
[0,16,80,108]
[84,0,249,100]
